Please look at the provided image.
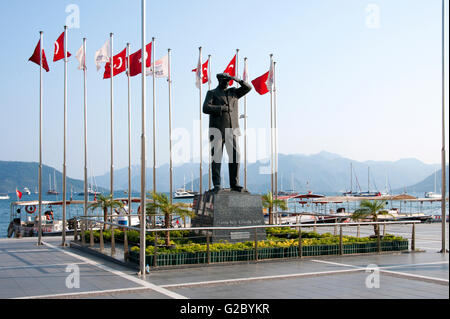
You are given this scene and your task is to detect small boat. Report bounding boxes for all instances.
[425,192,441,199]
[7,200,85,238]
[78,187,101,196]
[0,193,10,200]
[174,189,197,199]
[23,187,31,195]
[174,175,197,199]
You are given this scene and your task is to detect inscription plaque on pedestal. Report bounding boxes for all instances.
[192,189,266,243]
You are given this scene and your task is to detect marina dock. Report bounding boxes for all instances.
[0,223,448,299]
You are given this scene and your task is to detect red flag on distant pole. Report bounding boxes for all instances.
[128,42,152,77]
[103,48,127,79]
[224,54,237,86]
[53,32,72,62]
[16,188,23,200]
[251,71,270,95]
[28,40,50,72]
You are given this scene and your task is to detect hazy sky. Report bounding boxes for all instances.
[0,0,448,180]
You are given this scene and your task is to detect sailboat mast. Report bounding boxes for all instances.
[350,163,353,193]
[434,169,437,193]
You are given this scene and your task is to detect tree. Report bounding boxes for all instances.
[351,200,394,236]
[88,194,124,230]
[262,192,288,225]
[146,192,194,246]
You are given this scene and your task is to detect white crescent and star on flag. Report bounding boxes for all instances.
[114,57,123,70]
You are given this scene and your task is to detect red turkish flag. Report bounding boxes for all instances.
[28,40,50,72]
[224,54,236,86]
[251,71,270,95]
[128,42,152,77]
[16,188,23,200]
[103,48,127,79]
[192,59,209,85]
[53,32,72,62]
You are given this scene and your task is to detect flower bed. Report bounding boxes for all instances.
[80,227,408,267]
[128,238,409,267]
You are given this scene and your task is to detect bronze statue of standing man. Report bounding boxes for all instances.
[203,73,252,193]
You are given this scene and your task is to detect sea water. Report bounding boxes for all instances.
[0,191,193,238]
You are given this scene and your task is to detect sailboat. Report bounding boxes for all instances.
[425,169,441,199]
[356,166,381,197]
[47,170,59,195]
[78,171,101,196]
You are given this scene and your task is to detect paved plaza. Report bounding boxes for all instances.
[0,223,448,299]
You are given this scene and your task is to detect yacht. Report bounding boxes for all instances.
[174,174,197,199]
[23,187,31,195]
[174,188,197,199]
[0,194,10,200]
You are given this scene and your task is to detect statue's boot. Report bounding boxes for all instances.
[229,163,243,192]
[212,162,222,192]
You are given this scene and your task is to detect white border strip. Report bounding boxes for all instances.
[312,259,449,285]
[16,287,153,300]
[0,262,87,271]
[42,241,187,299]
[160,268,364,289]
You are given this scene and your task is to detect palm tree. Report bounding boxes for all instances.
[351,200,394,236]
[146,192,193,246]
[88,194,124,230]
[262,192,288,225]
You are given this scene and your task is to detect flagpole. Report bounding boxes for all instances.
[236,49,239,86]
[199,46,203,195]
[208,54,212,190]
[152,37,157,193]
[269,55,274,196]
[83,38,88,225]
[273,61,278,207]
[440,0,447,254]
[140,0,147,278]
[168,48,173,203]
[110,32,114,221]
[244,57,248,190]
[269,54,275,224]
[62,25,68,246]
[127,43,132,222]
[38,31,43,246]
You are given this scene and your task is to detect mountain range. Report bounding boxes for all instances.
[93,151,445,195]
[1,152,447,195]
[0,161,107,194]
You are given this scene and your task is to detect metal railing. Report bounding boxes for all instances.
[72,217,419,271]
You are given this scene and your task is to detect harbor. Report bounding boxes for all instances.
[0,0,448,308]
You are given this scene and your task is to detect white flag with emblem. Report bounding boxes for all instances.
[265,58,274,92]
[146,54,169,78]
[195,54,202,89]
[242,59,249,83]
[76,44,86,70]
[94,39,110,71]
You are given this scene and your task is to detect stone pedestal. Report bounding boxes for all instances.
[192,189,266,243]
